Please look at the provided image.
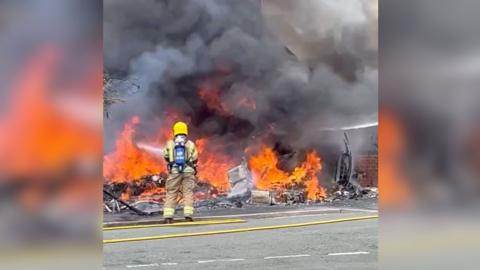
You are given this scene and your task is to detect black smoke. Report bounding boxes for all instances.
[104,0,377,168]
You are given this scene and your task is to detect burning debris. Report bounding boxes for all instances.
[103,174,166,214]
[103,113,332,213]
[250,190,275,205]
[101,119,382,216]
[102,122,377,215]
[103,153,330,215]
[103,144,330,215]
[248,146,327,201]
[227,159,253,199]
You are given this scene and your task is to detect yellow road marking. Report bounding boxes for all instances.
[104,215,378,244]
[103,219,246,231]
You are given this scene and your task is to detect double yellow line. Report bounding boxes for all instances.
[104,215,378,244]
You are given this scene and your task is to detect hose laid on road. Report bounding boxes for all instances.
[104,219,246,231]
[104,215,378,244]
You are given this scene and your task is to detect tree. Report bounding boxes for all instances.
[103,72,125,118]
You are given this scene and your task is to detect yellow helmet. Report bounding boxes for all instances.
[173,121,188,136]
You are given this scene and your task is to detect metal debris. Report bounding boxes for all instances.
[227,158,253,199]
[250,190,276,205]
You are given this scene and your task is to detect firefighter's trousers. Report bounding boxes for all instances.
[163,172,196,218]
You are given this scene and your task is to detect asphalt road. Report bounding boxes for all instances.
[104,210,378,270]
[104,198,379,226]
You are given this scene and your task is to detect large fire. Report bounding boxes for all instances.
[195,138,235,192]
[103,115,237,190]
[103,116,166,183]
[104,115,326,201]
[248,146,326,200]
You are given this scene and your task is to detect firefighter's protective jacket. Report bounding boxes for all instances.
[163,139,198,173]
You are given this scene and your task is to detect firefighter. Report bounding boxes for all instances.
[163,121,198,224]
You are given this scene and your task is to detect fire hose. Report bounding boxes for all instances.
[103,188,156,216]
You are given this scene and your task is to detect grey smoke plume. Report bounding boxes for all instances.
[104,0,377,159]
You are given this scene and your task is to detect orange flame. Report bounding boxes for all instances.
[104,117,327,201]
[379,110,412,208]
[0,46,101,176]
[119,187,132,201]
[195,138,236,192]
[103,115,237,197]
[138,187,166,201]
[103,116,165,183]
[249,146,326,200]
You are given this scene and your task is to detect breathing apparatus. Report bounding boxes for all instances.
[172,135,187,173]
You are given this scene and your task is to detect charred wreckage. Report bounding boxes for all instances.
[103,133,377,216]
